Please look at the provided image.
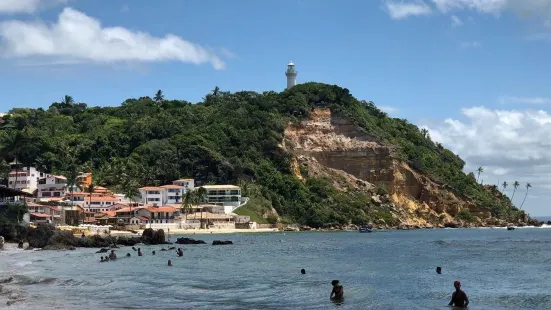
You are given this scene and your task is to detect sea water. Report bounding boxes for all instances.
[1,228,551,309]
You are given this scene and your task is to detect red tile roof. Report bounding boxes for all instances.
[30,212,51,218]
[147,206,177,213]
[161,184,184,189]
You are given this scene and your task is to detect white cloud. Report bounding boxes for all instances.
[430,0,507,14]
[385,1,432,20]
[460,40,482,48]
[379,105,400,114]
[0,8,226,69]
[499,96,551,105]
[451,15,464,26]
[0,0,69,14]
[423,105,551,215]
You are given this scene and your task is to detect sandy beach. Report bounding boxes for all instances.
[109,228,280,237]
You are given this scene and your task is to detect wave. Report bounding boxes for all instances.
[10,275,57,286]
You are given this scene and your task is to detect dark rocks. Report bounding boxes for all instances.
[27,224,56,248]
[141,228,168,245]
[118,237,141,247]
[96,248,110,253]
[212,240,233,245]
[175,237,206,245]
[443,222,460,228]
[42,244,76,251]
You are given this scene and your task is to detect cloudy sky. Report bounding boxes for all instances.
[0,0,550,215]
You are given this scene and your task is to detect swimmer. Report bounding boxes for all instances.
[301,269,306,274]
[109,250,117,260]
[100,256,105,262]
[126,253,131,257]
[152,250,156,255]
[330,280,344,300]
[448,280,469,308]
[176,248,183,257]
[138,248,142,256]
[436,266,442,274]
[168,259,173,267]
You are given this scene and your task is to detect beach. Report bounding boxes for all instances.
[108,227,280,237]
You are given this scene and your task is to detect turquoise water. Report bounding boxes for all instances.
[1,228,551,309]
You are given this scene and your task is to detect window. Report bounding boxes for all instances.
[147,191,160,195]
[229,190,239,195]
[147,198,160,202]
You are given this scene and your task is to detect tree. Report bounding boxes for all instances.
[181,190,194,221]
[195,187,208,229]
[501,181,508,194]
[62,95,74,106]
[154,90,164,103]
[476,167,484,183]
[511,181,520,202]
[212,86,220,96]
[520,183,532,209]
[83,181,96,209]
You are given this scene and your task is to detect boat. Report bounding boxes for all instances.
[359,224,372,233]
[507,226,515,231]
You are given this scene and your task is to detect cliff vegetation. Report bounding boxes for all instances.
[0,83,530,228]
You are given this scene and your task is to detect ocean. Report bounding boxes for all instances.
[1,228,551,309]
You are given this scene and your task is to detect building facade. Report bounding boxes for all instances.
[201,185,242,208]
[8,167,44,192]
[37,174,67,199]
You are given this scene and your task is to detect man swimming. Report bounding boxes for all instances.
[448,280,469,308]
[330,280,344,300]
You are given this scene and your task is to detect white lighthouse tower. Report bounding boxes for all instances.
[285,61,297,89]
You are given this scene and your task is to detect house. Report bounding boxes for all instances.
[138,186,164,206]
[172,178,195,191]
[8,166,45,192]
[37,174,67,199]
[160,184,183,204]
[77,172,92,188]
[129,216,150,225]
[27,202,62,224]
[135,206,179,224]
[84,195,120,213]
[96,211,117,226]
[201,185,242,208]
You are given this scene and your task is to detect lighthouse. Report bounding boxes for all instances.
[285,61,297,89]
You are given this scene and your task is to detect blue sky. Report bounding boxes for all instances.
[1,0,551,216]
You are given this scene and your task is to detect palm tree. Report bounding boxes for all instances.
[83,182,96,210]
[181,190,194,221]
[476,167,484,183]
[154,90,164,103]
[62,95,74,106]
[520,183,532,209]
[511,181,520,202]
[501,181,508,194]
[212,86,220,96]
[195,187,208,229]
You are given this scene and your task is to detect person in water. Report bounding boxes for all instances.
[100,256,105,262]
[330,280,344,300]
[448,280,469,308]
[176,248,183,257]
[168,259,173,267]
[301,269,306,274]
[152,250,156,255]
[138,248,142,256]
[109,250,117,260]
[436,266,442,274]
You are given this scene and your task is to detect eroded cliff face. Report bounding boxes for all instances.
[283,108,502,228]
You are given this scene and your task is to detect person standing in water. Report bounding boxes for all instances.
[330,280,344,300]
[436,266,442,274]
[138,248,142,256]
[448,280,469,308]
[168,260,173,267]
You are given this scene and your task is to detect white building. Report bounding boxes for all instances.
[139,186,164,206]
[285,61,297,89]
[201,185,242,209]
[37,174,67,199]
[160,184,184,204]
[8,167,44,192]
[172,179,195,191]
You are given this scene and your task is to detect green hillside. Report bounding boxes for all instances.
[0,83,526,226]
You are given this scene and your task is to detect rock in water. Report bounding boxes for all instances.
[96,248,110,253]
[27,224,56,248]
[212,240,233,245]
[175,237,206,245]
[152,229,165,245]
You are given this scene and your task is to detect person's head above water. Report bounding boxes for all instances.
[454,280,461,290]
[168,259,172,266]
[126,253,130,257]
[301,269,306,274]
[331,280,339,286]
[436,266,442,274]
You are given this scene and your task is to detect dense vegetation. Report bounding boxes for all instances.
[0,83,525,226]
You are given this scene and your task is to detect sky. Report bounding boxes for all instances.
[1,0,551,216]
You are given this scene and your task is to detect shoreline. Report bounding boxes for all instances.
[109,228,280,237]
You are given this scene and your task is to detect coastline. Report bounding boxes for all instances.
[109,228,280,237]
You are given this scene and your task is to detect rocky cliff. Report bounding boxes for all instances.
[283,108,531,228]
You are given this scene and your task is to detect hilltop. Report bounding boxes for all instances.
[0,83,533,228]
